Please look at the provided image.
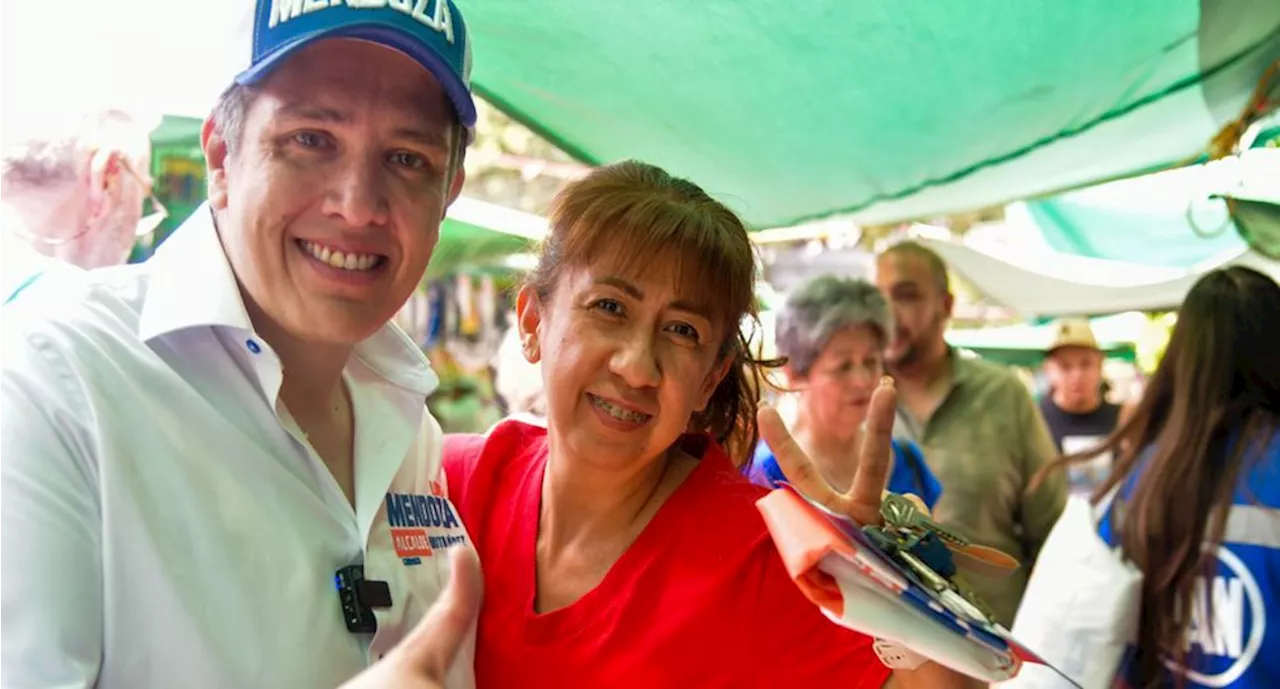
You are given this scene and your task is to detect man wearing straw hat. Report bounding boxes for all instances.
[1039,317,1123,494]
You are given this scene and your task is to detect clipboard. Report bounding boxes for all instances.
[757,485,1076,683]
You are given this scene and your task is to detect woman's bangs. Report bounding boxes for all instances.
[557,200,753,323]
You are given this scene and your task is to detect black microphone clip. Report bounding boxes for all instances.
[335,564,392,634]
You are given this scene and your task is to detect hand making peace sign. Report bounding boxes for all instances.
[758,376,899,526]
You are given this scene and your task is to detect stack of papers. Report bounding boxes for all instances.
[757,487,1071,683]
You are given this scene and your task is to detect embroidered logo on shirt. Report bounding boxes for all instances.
[385,481,467,566]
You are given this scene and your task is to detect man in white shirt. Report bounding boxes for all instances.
[1,108,159,302]
[1,2,483,687]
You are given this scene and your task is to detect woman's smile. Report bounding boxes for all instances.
[587,392,654,430]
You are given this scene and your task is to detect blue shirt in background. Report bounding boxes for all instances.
[746,437,943,510]
[1099,430,1280,689]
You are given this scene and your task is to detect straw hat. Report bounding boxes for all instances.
[1047,318,1100,353]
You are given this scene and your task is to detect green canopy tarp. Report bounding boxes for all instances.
[1028,191,1247,268]
[946,314,1145,367]
[1026,134,1280,267]
[465,0,1280,228]
[10,2,1278,232]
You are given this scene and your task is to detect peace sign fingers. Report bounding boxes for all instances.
[759,377,899,526]
[847,377,898,524]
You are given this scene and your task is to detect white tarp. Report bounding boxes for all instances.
[921,238,1280,318]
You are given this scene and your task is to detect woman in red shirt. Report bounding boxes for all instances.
[445,161,974,688]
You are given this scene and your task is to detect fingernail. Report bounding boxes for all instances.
[880,375,894,388]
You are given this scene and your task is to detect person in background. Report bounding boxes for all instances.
[493,310,548,416]
[429,380,503,434]
[445,161,976,687]
[428,347,504,434]
[747,274,942,509]
[1034,266,1280,688]
[1038,317,1122,494]
[1,109,160,301]
[874,240,1066,628]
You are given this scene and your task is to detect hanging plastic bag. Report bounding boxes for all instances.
[995,491,1142,689]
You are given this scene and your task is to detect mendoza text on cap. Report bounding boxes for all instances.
[233,0,476,129]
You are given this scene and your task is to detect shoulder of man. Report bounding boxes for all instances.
[7,261,144,320]
[3,264,152,414]
[955,352,1032,398]
[6,261,147,329]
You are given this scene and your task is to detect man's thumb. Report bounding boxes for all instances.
[396,546,483,677]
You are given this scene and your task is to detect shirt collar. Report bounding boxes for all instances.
[137,204,439,397]
[947,346,976,387]
[138,204,254,341]
[892,346,971,440]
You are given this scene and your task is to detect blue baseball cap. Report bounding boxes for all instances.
[233,0,476,131]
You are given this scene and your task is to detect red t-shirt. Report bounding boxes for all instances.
[444,418,891,689]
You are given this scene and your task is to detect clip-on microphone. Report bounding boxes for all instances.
[335,565,392,634]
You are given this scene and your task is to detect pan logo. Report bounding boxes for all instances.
[1166,546,1265,687]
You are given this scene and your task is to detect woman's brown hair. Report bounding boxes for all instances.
[527,160,777,464]
[1033,266,1280,687]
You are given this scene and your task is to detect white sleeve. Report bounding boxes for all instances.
[1,330,103,688]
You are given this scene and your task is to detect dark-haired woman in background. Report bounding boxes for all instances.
[1036,266,1279,688]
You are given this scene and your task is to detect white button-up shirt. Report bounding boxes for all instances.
[1,206,475,689]
[1,213,72,304]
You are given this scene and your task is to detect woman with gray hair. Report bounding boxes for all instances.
[748,275,943,507]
